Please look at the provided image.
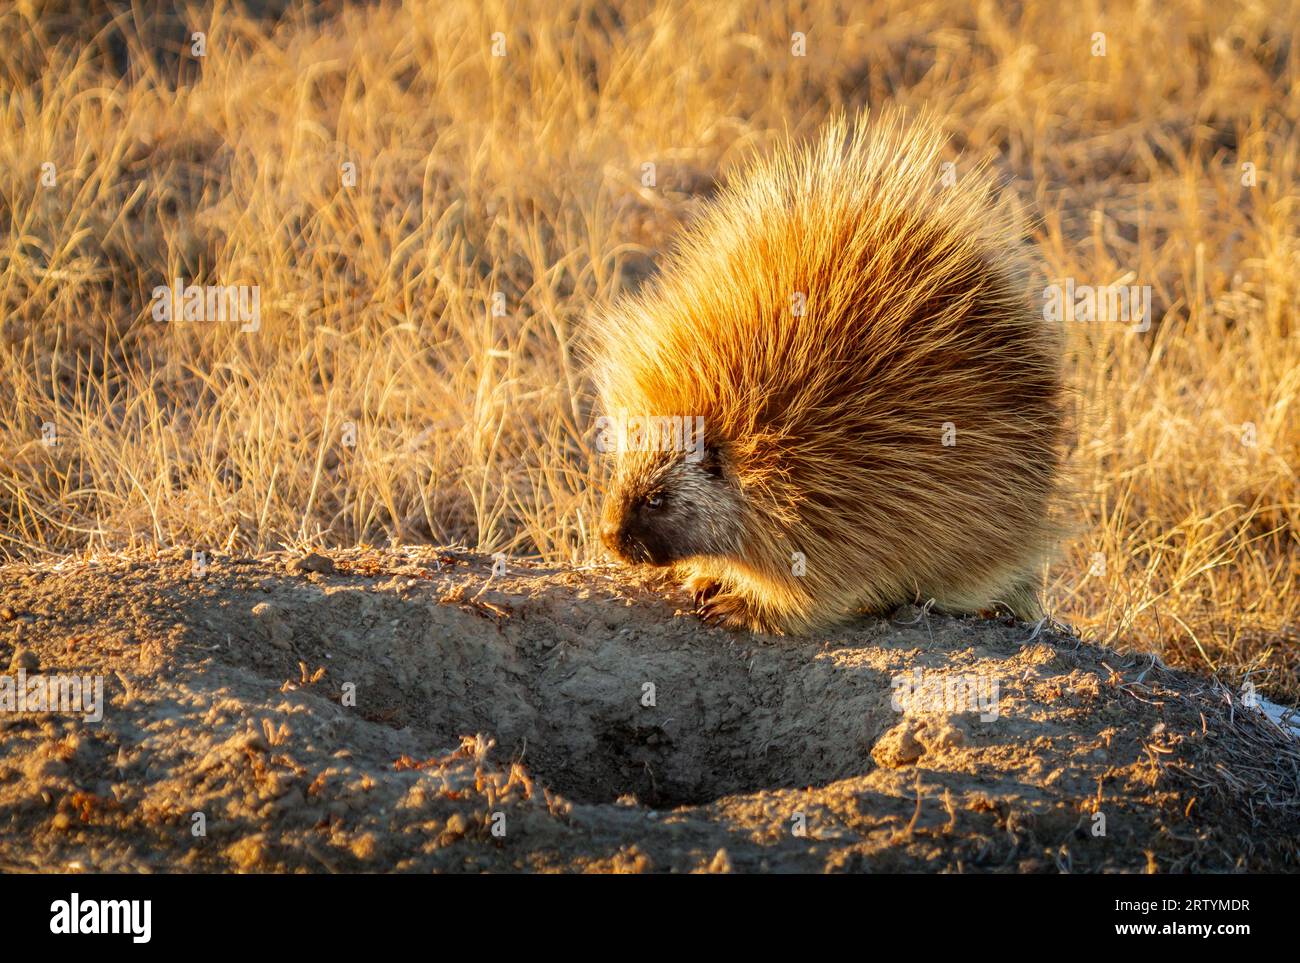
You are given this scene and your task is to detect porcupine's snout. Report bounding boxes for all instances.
[598,514,631,560]
[600,448,745,568]
[600,500,674,566]
[598,473,691,564]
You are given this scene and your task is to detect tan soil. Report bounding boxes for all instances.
[0,547,1296,873]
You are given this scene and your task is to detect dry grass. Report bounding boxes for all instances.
[1,1,1296,696]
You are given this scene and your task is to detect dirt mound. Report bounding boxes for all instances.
[0,548,1296,872]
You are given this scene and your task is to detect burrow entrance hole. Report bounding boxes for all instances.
[423,650,896,808]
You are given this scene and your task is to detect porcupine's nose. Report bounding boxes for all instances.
[602,515,646,562]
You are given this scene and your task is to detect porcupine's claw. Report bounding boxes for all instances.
[683,573,722,607]
[698,590,757,631]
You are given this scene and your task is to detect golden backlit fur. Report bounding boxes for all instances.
[590,109,1064,634]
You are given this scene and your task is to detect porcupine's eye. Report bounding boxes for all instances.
[644,494,664,510]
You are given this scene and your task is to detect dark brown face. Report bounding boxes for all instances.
[600,448,743,566]
[600,489,676,564]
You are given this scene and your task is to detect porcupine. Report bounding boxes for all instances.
[590,110,1063,634]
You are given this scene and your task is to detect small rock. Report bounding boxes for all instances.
[251,601,280,623]
[224,834,266,871]
[917,717,968,751]
[251,602,292,649]
[706,848,733,873]
[9,648,39,672]
[350,832,378,860]
[0,606,15,622]
[287,552,335,575]
[871,720,925,768]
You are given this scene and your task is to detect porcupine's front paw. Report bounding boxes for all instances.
[697,589,762,631]
[682,573,722,607]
